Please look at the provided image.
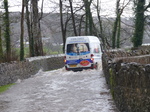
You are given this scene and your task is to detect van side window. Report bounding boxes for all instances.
[92,44,100,53]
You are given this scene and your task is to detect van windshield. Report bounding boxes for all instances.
[67,43,90,56]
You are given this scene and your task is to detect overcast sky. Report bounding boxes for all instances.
[7,0,116,12]
[6,0,133,17]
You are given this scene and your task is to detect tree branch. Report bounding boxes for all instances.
[144,2,150,11]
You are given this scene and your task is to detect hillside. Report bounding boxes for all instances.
[9,12,63,47]
[8,12,150,48]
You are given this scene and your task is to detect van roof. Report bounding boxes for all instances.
[66,36,100,44]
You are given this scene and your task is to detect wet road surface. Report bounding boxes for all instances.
[0,67,119,112]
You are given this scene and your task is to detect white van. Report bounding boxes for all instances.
[64,36,102,71]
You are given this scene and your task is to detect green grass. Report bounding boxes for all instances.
[14,47,29,58]
[0,83,15,93]
[43,47,63,55]
[14,46,63,57]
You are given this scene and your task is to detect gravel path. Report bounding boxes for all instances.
[0,67,119,112]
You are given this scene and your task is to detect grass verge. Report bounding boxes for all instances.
[0,83,15,93]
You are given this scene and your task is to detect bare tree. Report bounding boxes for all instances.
[25,0,34,57]
[31,0,43,56]
[3,0,11,62]
[20,0,25,61]
[0,26,3,63]
[93,0,105,47]
[69,0,77,36]
[132,0,150,47]
[59,0,70,52]
[83,0,94,35]
[112,0,130,48]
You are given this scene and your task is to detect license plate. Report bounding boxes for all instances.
[69,65,77,67]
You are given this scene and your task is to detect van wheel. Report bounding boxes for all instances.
[65,66,69,71]
[94,63,98,70]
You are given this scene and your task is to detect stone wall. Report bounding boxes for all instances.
[0,56,64,86]
[102,47,150,112]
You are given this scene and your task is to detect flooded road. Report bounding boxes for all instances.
[0,67,119,112]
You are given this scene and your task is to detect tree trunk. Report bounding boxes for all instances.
[59,0,67,52]
[25,0,34,57]
[78,14,84,36]
[37,20,44,55]
[132,0,145,47]
[0,27,3,63]
[116,15,121,48]
[69,0,77,36]
[84,0,89,35]
[95,0,107,49]
[112,17,118,49]
[31,0,43,56]
[83,0,93,35]
[112,0,120,49]
[3,0,11,62]
[20,0,25,61]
